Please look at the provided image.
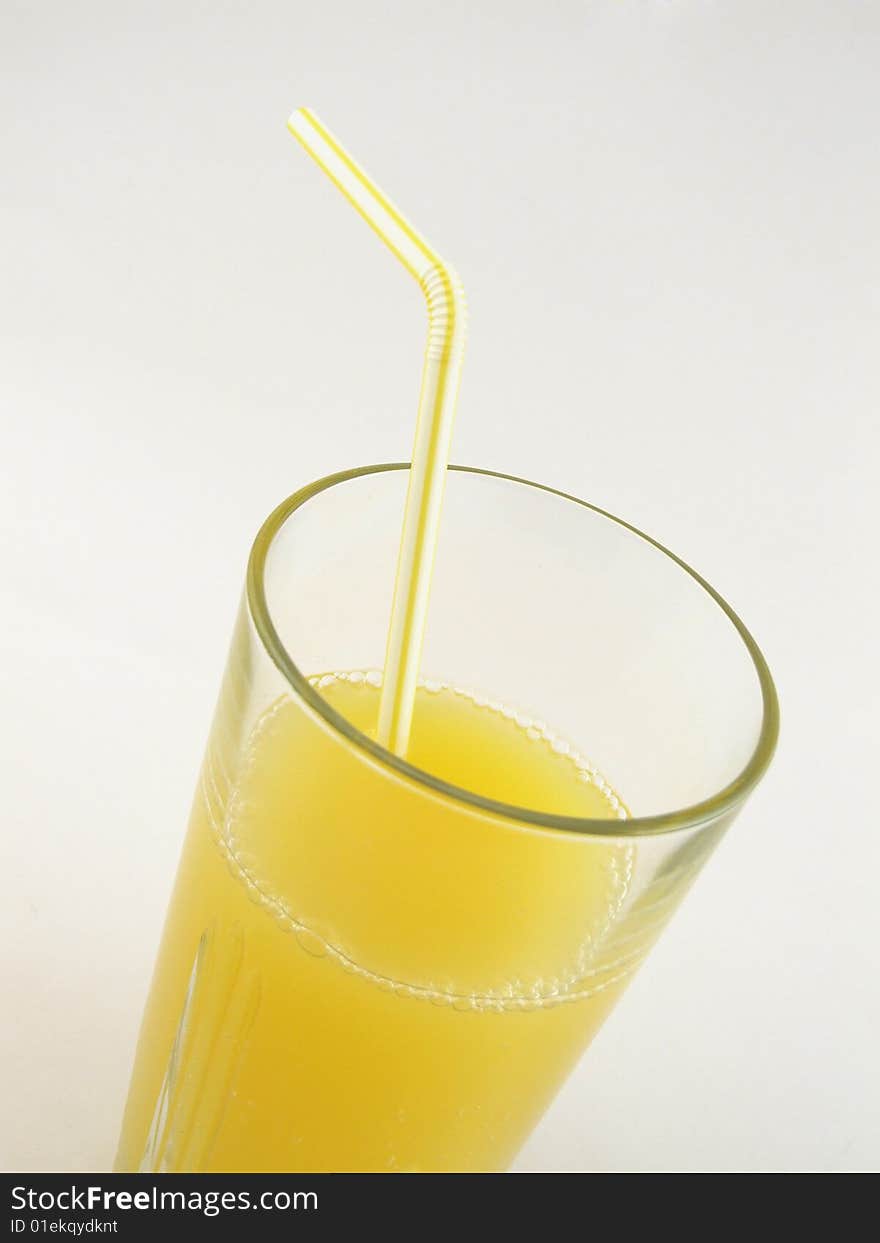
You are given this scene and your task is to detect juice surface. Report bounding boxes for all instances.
[117,676,639,1173]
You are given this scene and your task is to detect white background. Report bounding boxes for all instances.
[1,1,878,1173]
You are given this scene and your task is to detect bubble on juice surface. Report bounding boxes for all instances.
[295,928,329,958]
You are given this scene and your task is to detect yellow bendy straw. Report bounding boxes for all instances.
[287,107,467,758]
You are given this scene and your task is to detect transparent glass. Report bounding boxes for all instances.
[116,464,778,1173]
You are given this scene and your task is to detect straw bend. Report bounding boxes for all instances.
[420,263,467,362]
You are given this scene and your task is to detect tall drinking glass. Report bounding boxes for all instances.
[116,464,778,1173]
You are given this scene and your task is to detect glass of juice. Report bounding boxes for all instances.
[116,463,778,1173]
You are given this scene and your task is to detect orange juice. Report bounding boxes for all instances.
[116,674,639,1173]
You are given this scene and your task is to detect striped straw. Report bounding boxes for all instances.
[287,108,467,757]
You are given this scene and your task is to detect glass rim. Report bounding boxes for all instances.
[246,463,779,839]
